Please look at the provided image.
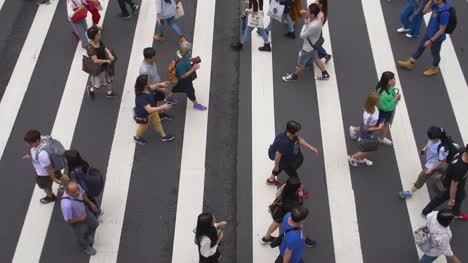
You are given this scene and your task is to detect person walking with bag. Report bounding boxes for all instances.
[348,92,385,167]
[133,74,175,145]
[375,71,401,146]
[398,0,455,76]
[231,0,271,52]
[154,0,187,44]
[171,41,208,111]
[275,207,309,263]
[265,0,296,39]
[267,121,318,197]
[86,25,116,98]
[282,3,329,82]
[400,126,453,199]
[61,181,99,256]
[316,0,332,62]
[195,213,226,263]
[67,0,89,49]
[415,209,460,263]
[397,0,429,38]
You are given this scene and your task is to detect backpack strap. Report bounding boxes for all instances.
[284,226,301,235]
[62,196,85,203]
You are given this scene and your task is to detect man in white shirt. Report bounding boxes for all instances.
[22,130,63,204]
[419,209,460,263]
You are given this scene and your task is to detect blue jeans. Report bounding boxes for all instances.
[318,47,328,59]
[70,19,89,48]
[241,26,269,45]
[156,16,184,38]
[266,13,294,33]
[419,254,438,263]
[412,34,443,67]
[400,3,424,36]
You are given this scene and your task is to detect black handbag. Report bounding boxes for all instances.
[307,32,324,50]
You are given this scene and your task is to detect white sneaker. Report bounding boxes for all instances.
[405,33,416,38]
[348,156,358,167]
[357,158,373,166]
[379,137,393,146]
[349,126,358,140]
[397,27,410,33]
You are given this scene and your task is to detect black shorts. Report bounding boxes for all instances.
[377,110,393,124]
[153,91,165,102]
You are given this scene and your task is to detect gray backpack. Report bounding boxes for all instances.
[35,136,66,172]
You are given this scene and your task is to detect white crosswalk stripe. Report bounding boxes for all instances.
[0,0,466,262]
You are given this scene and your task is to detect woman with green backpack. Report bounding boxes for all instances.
[375,71,401,146]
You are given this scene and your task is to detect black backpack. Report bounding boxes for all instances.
[438,143,461,163]
[438,7,457,34]
[82,167,105,197]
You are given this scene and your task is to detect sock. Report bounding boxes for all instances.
[90,87,95,92]
[106,90,112,95]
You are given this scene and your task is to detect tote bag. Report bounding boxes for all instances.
[175,2,184,19]
[247,11,264,28]
[267,0,284,22]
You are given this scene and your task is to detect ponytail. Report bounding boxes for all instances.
[439,127,454,151]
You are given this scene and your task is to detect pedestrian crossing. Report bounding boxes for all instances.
[0,0,467,262]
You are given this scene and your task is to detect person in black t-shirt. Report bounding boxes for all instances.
[422,145,468,218]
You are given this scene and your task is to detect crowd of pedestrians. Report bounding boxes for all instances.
[24,0,465,262]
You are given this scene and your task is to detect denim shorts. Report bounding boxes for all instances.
[297,49,318,67]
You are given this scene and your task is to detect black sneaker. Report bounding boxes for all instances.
[282,73,298,82]
[40,195,56,204]
[316,72,330,80]
[37,0,50,4]
[160,134,175,142]
[258,43,271,52]
[304,238,317,248]
[260,236,277,245]
[231,42,243,51]
[119,13,131,19]
[159,112,174,121]
[133,136,147,145]
[325,54,332,63]
[284,32,296,39]
[88,86,95,99]
[132,4,139,15]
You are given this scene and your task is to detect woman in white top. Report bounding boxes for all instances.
[67,0,89,48]
[348,92,384,167]
[154,0,186,44]
[419,210,460,263]
[195,213,226,263]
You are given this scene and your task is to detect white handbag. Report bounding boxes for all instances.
[247,11,264,28]
[175,2,184,19]
[267,0,284,22]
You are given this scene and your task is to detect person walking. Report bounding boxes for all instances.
[265,0,296,39]
[117,0,139,19]
[397,0,429,38]
[398,0,453,76]
[67,0,89,49]
[133,74,175,145]
[275,207,309,263]
[348,92,385,167]
[172,41,208,110]
[316,0,332,62]
[22,129,65,204]
[61,181,99,256]
[86,25,116,98]
[375,71,400,146]
[422,145,468,218]
[400,126,452,199]
[195,212,226,263]
[267,121,318,196]
[261,177,316,248]
[231,0,272,52]
[417,210,461,263]
[282,3,330,82]
[140,47,176,121]
[154,0,187,44]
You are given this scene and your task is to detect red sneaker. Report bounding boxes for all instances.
[266,178,280,187]
[457,213,468,220]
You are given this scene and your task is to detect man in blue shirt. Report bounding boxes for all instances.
[276,207,309,263]
[398,0,452,76]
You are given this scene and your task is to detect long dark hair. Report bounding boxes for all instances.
[135,74,148,96]
[318,0,328,24]
[376,71,395,95]
[281,177,302,200]
[195,213,218,248]
[64,150,89,172]
[427,126,454,150]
